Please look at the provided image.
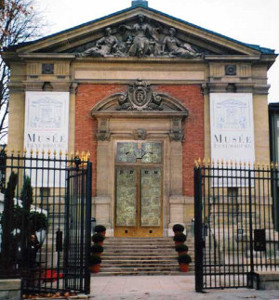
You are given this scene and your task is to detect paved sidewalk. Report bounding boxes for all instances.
[89,276,279,300]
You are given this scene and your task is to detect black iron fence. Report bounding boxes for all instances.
[0,151,92,295]
[194,162,279,292]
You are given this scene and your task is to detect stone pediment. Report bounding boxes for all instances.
[8,5,271,58]
[91,79,189,116]
[72,16,206,58]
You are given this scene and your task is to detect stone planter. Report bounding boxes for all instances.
[89,264,101,273]
[179,263,189,272]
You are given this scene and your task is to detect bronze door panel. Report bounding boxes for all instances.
[115,167,137,227]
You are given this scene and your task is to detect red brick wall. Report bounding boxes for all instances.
[75,84,126,196]
[153,85,204,196]
[75,84,204,197]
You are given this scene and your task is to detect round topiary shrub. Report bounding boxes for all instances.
[177,254,192,264]
[172,224,184,233]
[89,254,102,265]
[92,233,105,244]
[175,244,188,253]
[173,232,186,244]
[91,244,104,254]
[94,225,106,234]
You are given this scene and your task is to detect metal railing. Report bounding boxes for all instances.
[195,163,279,291]
[0,151,92,295]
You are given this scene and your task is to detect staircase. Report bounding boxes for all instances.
[93,236,195,276]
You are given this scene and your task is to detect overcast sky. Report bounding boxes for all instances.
[38,0,278,102]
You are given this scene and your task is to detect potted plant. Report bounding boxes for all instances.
[94,225,106,236]
[92,233,105,246]
[89,254,102,273]
[178,254,192,272]
[90,244,104,257]
[175,244,188,255]
[172,224,184,235]
[173,232,186,245]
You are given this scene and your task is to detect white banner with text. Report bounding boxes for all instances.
[24,91,69,187]
[210,93,255,186]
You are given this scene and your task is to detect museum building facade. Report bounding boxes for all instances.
[3,0,277,237]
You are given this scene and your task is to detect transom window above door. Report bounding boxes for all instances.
[116,142,162,164]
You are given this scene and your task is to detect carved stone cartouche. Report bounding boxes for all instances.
[116,79,163,111]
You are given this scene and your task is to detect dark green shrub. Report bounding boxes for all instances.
[94,225,106,233]
[172,224,184,233]
[173,232,186,243]
[89,254,101,265]
[175,244,188,253]
[92,233,105,243]
[29,212,48,232]
[178,254,192,264]
[1,172,18,271]
[91,244,104,253]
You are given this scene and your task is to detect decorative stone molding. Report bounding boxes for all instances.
[70,82,79,94]
[116,80,163,111]
[96,118,111,141]
[91,80,189,116]
[169,118,184,141]
[133,128,147,140]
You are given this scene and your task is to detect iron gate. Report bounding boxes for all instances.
[0,151,92,295]
[194,163,279,292]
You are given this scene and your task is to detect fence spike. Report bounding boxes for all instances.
[221,158,224,165]
[42,149,45,155]
[275,162,278,169]
[217,159,220,166]
[53,149,57,156]
[208,158,211,165]
[86,151,90,160]
[194,160,199,168]
[271,162,274,169]
[266,162,270,170]
[47,149,51,156]
[76,151,80,158]
[30,148,33,155]
[59,149,63,156]
[17,150,21,156]
[36,149,39,156]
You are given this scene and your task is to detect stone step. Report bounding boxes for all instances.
[101,260,177,265]
[102,253,177,260]
[96,236,194,276]
[92,270,195,276]
[99,266,181,272]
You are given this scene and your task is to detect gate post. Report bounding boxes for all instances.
[247,168,255,288]
[85,161,92,295]
[194,166,203,292]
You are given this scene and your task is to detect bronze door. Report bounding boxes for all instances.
[115,142,163,237]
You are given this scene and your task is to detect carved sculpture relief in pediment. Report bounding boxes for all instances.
[76,14,205,58]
